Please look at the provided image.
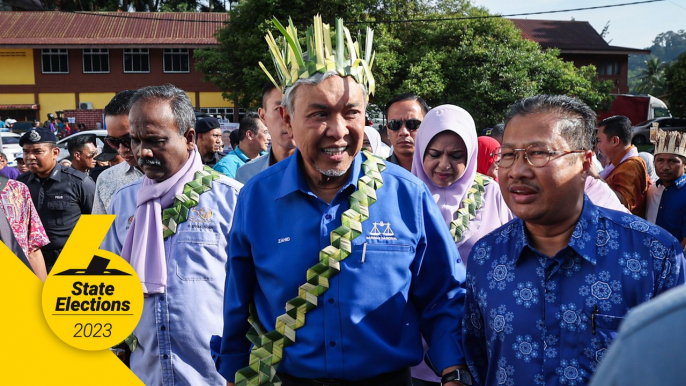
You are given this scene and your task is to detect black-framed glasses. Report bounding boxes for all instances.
[387,119,422,132]
[494,145,587,168]
[104,134,132,149]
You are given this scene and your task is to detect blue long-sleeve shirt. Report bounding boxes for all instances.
[463,195,685,386]
[212,150,466,382]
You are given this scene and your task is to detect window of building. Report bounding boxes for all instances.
[598,61,621,76]
[83,49,110,73]
[163,48,190,73]
[41,49,69,74]
[123,48,150,73]
[200,108,245,123]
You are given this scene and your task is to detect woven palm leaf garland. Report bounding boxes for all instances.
[449,173,491,243]
[161,165,222,239]
[235,150,386,386]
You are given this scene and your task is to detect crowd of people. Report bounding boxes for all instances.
[2,17,686,386]
[1,112,92,140]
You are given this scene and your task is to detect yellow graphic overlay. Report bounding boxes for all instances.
[42,215,143,351]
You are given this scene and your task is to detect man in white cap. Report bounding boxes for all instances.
[646,129,686,250]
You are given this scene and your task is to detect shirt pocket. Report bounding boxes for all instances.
[46,200,69,227]
[174,231,220,281]
[592,312,625,342]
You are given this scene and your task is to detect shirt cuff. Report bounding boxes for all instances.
[210,334,250,382]
[426,334,465,376]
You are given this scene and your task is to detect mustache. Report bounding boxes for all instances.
[138,157,162,167]
[396,138,414,145]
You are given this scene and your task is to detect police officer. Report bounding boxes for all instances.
[195,117,225,167]
[18,127,95,272]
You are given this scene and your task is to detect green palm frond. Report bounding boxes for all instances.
[258,15,375,97]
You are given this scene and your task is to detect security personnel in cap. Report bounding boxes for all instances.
[195,117,224,167]
[17,127,95,272]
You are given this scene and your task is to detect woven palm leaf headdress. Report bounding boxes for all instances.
[259,15,375,97]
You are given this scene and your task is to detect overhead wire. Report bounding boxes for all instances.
[65,0,666,25]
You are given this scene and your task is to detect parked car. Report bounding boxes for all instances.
[0,132,22,167]
[56,130,108,162]
[9,121,34,134]
[366,104,385,130]
[631,117,686,145]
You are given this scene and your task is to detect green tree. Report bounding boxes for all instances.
[370,1,613,128]
[194,0,384,110]
[635,56,666,95]
[196,0,613,128]
[665,53,686,117]
[629,30,686,93]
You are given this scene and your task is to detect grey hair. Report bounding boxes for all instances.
[130,84,196,136]
[282,72,368,115]
[505,95,596,150]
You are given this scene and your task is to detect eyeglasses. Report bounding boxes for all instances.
[81,150,99,159]
[494,145,587,168]
[104,134,132,149]
[387,119,422,132]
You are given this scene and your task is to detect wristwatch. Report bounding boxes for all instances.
[441,368,473,386]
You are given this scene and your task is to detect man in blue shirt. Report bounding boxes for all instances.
[646,130,686,250]
[212,17,467,386]
[213,112,270,178]
[101,84,242,385]
[235,81,296,184]
[463,95,685,386]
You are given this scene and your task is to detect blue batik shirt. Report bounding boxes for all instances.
[463,195,685,386]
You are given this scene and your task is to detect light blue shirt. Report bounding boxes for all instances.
[235,152,271,184]
[213,146,250,179]
[102,173,242,386]
[211,150,466,382]
[463,196,685,386]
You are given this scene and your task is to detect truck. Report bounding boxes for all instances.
[597,94,671,126]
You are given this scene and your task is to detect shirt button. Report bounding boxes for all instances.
[163,354,169,359]
[325,214,332,220]
[328,298,334,304]
[329,341,336,347]
[161,326,166,331]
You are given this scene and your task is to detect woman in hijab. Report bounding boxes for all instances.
[410,105,513,385]
[363,126,390,158]
[412,104,512,261]
[476,136,500,181]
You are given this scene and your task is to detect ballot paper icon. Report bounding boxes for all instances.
[54,255,131,276]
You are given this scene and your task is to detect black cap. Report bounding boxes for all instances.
[94,141,118,162]
[19,128,57,146]
[195,117,221,134]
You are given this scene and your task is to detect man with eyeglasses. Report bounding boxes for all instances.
[214,112,270,179]
[462,95,685,386]
[385,93,430,171]
[67,134,98,174]
[92,90,144,215]
[17,127,95,272]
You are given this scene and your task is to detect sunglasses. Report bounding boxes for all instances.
[387,119,422,132]
[104,135,132,149]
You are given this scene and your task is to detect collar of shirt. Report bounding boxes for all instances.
[610,145,635,167]
[27,165,62,182]
[513,194,599,266]
[657,173,686,189]
[232,146,250,162]
[276,149,361,201]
